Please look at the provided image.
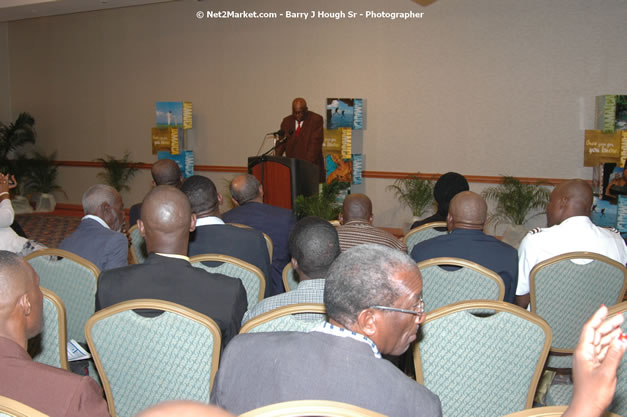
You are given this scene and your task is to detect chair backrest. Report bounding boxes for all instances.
[128,224,147,264]
[85,299,221,417]
[413,300,552,417]
[282,263,299,292]
[240,303,327,334]
[239,400,386,417]
[227,223,273,263]
[530,252,627,368]
[30,288,69,370]
[24,249,99,343]
[404,221,447,253]
[0,396,50,417]
[417,257,505,312]
[501,405,620,417]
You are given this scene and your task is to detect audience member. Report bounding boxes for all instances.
[242,216,340,324]
[516,179,627,308]
[59,184,127,271]
[411,191,518,303]
[211,244,442,417]
[181,175,272,295]
[336,193,407,252]
[0,250,109,417]
[96,186,247,346]
[136,401,235,417]
[411,172,469,229]
[222,174,296,295]
[129,159,183,227]
[0,173,45,257]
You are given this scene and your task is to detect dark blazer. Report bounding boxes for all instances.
[59,217,128,272]
[96,253,248,346]
[222,202,296,295]
[276,111,325,182]
[188,223,272,296]
[410,229,519,303]
[129,202,142,228]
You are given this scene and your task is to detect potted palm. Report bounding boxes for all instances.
[294,181,349,220]
[387,174,434,224]
[95,151,141,193]
[0,112,36,212]
[23,150,66,212]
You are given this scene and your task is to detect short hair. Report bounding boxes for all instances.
[230,174,260,205]
[289,217,340,279]
[433,172,469,214]
[151,159,182,187]
[324,244,417,326]
[81,184,119,215]
[0,250,28,301]
[180,175,219,214]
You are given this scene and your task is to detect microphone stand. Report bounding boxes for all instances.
[248,135,289,169]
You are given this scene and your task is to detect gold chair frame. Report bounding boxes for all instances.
[127,224,143,265]
[226,223,274,263]
[240,303,326,334]
[501,405,620,417]
[24,248,100,279]
[0,396,50,417]
[281,263,298,293]
[38,287,69,370]
[403,221,447,246]
[239,399,386,417]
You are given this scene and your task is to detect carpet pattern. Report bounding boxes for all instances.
[15,214,81,248]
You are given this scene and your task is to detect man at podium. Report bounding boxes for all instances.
[275,97,325,183]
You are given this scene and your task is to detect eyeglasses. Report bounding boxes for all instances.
[369,298,425,318]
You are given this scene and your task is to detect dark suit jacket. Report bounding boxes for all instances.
[96,253,248,346]
[222,202,296,295]
[410,229,519,303]
[59,217,128,272]
[129,202,142,228]
[188,222,272,297]
[276,111,325,182]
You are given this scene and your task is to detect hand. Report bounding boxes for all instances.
[0,173,12,194]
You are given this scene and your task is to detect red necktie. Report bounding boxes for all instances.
[295,121,302,137]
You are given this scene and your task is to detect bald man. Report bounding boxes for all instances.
[410,191,518,303]
[516,179,627,308]
[275,97,325,183]
[96,186,247,346]
[336,194,407,252]
[0,251,110,417]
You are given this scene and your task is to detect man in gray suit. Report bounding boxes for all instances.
[211,244,442,417]
[59,184,127,271]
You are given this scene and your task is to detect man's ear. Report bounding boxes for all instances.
[356,308,377,338]
[19,294,31,316]
[137,219,146,237]
[291,257,298,270]
[338,212,344,225]
[231,197,240,207]
[218,193,223,206]
[189,213,197,232]
[368,214,374,224]
[447,213,454,231]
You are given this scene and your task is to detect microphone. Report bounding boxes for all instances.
[267,129,285,136]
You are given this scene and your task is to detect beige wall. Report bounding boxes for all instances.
[0,22,10,122]
[6,0,627,228]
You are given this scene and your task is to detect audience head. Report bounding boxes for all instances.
[81,184,125,232]
[288,217,341,280]
[546,179,593,227]
[181,175,222,217]
[230,174,262,206]
[151,159,183,188]
[447,191,487,231]
[136,401,235,417]
[292,97,308,122]
[138,186,195,255]
[324,244,424,356]
[433,172,469,216]
[339,193,373,224]
[0,251,43,349]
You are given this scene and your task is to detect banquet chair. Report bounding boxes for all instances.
[128,224,147,264]
[30,288,69,370]
[403,221,447,254]
[24,249,99,343]
[530,252,627,369]
[226,223,273,263]
[239,400,386,417]
[282,263,299,292]
[501,405,620,417]
[417,257,505,312]
[85,299,221,417]
[240,303,326,334]
[413,300,552,417]
[0,396,50,417]
[191,254,265,308]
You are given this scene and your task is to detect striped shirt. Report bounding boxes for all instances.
[336,221,407,252]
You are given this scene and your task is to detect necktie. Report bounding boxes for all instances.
[295,121,302,137]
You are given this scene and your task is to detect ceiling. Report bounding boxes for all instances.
[0,0,176,23]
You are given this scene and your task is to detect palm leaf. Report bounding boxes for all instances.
[386,174,434,217]
[95,151,140,192]
[482,176,551,226]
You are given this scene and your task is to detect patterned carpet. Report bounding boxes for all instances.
[15,214,81,248]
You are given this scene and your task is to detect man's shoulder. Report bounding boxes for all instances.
[308,111,323,122]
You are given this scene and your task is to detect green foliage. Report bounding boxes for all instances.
[481,176,551,226]
[0,112,36,173]
[293,181,349,220]
[95,152,140,192]
[386,174,434,217]
[22,150,66,197]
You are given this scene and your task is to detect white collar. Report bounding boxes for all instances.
[155,253,190,262]
[83,214,110,230]
[195,216,225,227]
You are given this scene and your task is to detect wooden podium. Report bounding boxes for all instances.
[248,156,319,209]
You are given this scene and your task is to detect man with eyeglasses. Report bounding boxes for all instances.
[211,244,442,417]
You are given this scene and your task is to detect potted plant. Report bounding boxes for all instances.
[294,180,349,220]
[23,150,66,212]
[0,112,36,174]
[387,174,434,223]
[95,151,141,192]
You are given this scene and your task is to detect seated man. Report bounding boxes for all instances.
[411,172,469,229]
[59,184,127,272]
[336,193,407,252]
[0,250,109,417]
[242,216,340,324]
[211,244,442,417]
[411,191,518,303]
[516,179,627,308]
[181,175,272,296]
[222,174,296,295]
[96,186,247,346]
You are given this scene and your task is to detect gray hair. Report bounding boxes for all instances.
[81,184,119,215]
[324,244,417,326]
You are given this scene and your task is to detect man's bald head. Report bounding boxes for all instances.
[547,179,593,227]
[151,159,182,187]
[448,191,487,231]
[340,194,373,224]
[230,174,261,206]
[292,97,308,122]
[136,401,235,417]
